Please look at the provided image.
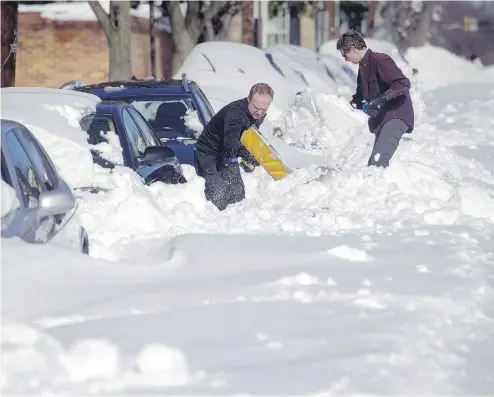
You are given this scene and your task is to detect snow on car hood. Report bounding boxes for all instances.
[1,87,102,188]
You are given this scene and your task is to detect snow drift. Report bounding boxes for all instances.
[405,44,494,91]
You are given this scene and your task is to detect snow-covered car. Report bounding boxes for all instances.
[265,44,340,94]
[1,119,88,253]
[174,41,299,118]
[318,53,358,93]
[79,101,186,184]
[0,87,101,190]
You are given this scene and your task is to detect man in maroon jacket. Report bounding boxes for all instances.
[337,30,414,168]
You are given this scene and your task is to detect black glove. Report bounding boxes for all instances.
[365,93,387,118]
[349,99,361,110]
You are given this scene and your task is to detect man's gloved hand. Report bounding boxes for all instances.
[364,93,388,118]
[349,99,361,110]
[240,158,258,173]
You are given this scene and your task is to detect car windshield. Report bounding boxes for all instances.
[130,97,200,140]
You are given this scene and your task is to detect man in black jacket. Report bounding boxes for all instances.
[194,83,274,211]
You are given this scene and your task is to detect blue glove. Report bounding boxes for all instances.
[362,94,387,118]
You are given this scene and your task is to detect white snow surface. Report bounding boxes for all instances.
[19,1,160,23]
[2,43,494,395]
[183,109,204,137]
[405,44,494,91]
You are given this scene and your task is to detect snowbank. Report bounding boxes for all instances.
[405,44,494,91]
[2,228,494,395]
[73,83,494,262]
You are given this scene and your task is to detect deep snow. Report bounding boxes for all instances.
[2,44,494,396]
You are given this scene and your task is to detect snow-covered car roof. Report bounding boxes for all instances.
[266,44,339,94]
[1,87,102,188]
[175,41,298,113]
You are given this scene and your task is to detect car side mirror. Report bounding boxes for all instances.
[37,189,75,219]
[137,146,177,166]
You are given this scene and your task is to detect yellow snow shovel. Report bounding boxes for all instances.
[240,125,292,181]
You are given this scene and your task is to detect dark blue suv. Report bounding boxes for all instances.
[74,75,215,166]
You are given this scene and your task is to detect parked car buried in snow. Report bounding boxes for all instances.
[72,75,215,166]
[79,101,186,185]
[1,119,89,253]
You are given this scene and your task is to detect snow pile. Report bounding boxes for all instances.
[1,317,192,393]
[73,82,494,262]
[89,129,124,166]
[1,318,77,393]
[271,90,367,157]
[1,181,19,230]
[2,227,494,395]
[405,44,494,91]
[183,109,204,137]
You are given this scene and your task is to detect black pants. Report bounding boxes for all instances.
[194,150,245,211]
[368,118,409,168]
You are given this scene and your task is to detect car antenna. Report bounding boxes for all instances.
[181,73,190,92]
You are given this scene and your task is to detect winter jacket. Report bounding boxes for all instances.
[353,49,414,134]
[195,98,265,159]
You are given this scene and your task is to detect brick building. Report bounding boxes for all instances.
[16,7,173,88]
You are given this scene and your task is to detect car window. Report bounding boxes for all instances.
[122,108,148,157]
[195,88,215,122]
[1,152,13,186]
[127,107,159,147]
[5,131,44,208]
[19,128,58,190]
[130,97,195,139]
[80,114,122,168]
[81,114,117,145]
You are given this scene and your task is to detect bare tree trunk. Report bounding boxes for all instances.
[89,0,131,81]
[408,1,434,47]
[1,1,18,87]
[367,0,378,36]
[171,32,195,75]
[166,1,239,75]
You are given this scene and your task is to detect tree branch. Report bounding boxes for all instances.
[88,1,111,39]
[202,1,225,23]
[204,20,215,41]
